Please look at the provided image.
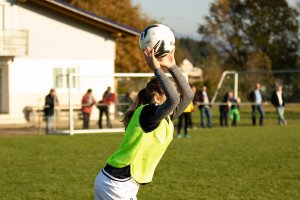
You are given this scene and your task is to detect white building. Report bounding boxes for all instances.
[0,0,139,124]
[180,59,203,83]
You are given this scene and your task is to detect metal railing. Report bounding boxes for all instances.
[0,29,28,56]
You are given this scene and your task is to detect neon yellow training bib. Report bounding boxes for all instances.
[107,105,174,184]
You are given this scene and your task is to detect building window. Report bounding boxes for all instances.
[53,67,77,89]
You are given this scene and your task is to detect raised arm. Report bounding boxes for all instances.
[140,48,193,131]
[141,49,180,125]
[154,48,193,119]
[168,65,194,120]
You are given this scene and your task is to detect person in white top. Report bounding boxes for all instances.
[195,86,212,128]
[249,83,265,126]
[271,84,287,126]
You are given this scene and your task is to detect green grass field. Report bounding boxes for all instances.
[1,124,300,200]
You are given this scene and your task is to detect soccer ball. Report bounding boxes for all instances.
[139,24,175,58]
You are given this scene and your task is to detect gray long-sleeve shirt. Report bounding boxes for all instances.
[140,65,194,132]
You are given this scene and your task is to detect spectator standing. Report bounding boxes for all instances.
[230,97,240,127]
[219,91,232,127]
[249,83,265,126]
[44,88,59,134]
[177,102,194,139]
[123,89,136,113]
[81,89,96,129]
[189,86,197,129]
[98,86,115,128]
[196,85,212,128]
[271,84,287,126]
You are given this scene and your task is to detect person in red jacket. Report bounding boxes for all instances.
[98,86,115,128]
[81,89,96,129]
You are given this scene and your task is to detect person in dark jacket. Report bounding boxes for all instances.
[44,89,59,134]
[219,91,232,127]
[271,84,287,126]
[249,83,265,126]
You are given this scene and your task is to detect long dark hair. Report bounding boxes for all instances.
[121,77,164,129]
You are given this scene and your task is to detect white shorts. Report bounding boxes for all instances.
[94,170,139,200]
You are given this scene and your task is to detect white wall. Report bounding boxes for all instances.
[0,1,117,124]
[4,1,115,59]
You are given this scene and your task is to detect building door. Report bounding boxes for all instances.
[0,67,2,112]
[0,62,8,113]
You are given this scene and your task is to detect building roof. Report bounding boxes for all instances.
[17,0,140,37]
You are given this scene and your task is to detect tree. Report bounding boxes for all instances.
[178,38,212,66]
[199,0,299,71]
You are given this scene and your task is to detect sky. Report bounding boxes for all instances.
[132,0,298,40]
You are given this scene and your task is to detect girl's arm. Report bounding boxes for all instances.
[155,48,193,120]
[167,65,194,120]
[140,48,192,132]
[139,67,180,132]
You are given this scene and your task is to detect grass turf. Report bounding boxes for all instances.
[0,125,300,199]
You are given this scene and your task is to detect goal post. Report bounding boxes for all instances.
[211,69,300,105]
[211,71,238,104]
[60,73,174,135]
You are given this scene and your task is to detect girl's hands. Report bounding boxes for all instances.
[143,47,176,71]
[143,48,161,72]
[157,47,176,69]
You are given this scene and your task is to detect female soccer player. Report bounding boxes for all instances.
[94,47,193,200]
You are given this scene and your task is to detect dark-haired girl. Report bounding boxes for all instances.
[94,47,193,200]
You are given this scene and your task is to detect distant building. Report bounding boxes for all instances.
[0,0,139,124]
[179,59,203,83]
